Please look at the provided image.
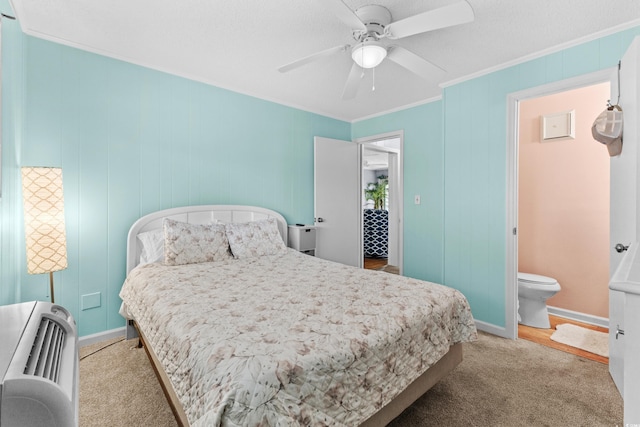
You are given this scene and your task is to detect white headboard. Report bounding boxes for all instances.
[126,205,288,275]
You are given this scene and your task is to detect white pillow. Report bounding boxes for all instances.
[225,218,286,259]
[137,229,164,265]
[163,218,232,266]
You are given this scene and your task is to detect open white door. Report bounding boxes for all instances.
[314,137,362,267]
[608,37,640,408]
[610,50,638,277]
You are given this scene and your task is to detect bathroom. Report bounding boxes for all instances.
[517,82,611,331]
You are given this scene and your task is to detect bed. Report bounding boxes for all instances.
[119,205,477,426]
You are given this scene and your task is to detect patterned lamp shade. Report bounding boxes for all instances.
[22,167,68,275]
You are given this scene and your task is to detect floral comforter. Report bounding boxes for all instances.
[119,249,477,426]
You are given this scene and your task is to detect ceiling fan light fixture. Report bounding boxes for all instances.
[352,41,387,69]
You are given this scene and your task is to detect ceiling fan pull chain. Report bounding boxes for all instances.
[372,67,376,91]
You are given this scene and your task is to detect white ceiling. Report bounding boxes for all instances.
[363,150,388,170]
[8,0,640,122]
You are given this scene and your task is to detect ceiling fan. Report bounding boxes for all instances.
[278,0,474,99]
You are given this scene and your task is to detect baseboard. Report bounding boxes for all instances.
[475,319,511,339]
[79,326,126,348]
[547,306,609,329]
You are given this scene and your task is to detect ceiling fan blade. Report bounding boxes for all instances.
[386,46,447,81]
[384,1,474,39]
[342,62,363,100]
[278,45,349,73]
[319,0,367,32]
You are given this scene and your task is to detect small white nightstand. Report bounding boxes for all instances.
[288,225,316,256]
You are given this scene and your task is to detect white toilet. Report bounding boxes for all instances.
[517,272,561,329]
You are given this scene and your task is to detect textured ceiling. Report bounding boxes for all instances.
[7,0,640,121]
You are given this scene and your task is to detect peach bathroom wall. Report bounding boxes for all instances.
[518,82,610,319]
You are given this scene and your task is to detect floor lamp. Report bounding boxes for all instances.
[22,167,68,303]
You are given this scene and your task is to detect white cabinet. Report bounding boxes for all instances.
[609,289,625,392]
[288,225,316,256]
[609,242,640,425]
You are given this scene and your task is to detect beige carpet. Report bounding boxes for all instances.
[79,338,176,426]
[550,323,609,358]
[79,331,622,426]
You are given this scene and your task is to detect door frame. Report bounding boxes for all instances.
[355,130,404,275]
[505,69,615,339]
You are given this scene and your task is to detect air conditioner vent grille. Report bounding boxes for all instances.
[23,317,66,383]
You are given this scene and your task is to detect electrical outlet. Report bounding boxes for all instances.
[414,195,421,205]
[81,292,101,310]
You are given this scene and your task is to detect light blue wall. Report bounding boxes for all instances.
[353,102,444,284]
[0,20,349,336]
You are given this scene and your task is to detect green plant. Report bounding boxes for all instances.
[364,175,388,210]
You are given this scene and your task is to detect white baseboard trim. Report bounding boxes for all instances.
[547,306,609,329]
[475,319,511,339]
[79,326,126,348]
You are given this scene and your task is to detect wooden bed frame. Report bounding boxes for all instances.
[122,205,464,426]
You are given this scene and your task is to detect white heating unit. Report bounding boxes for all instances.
[0,301,79,427]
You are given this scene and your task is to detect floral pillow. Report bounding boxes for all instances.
[163,219,232,266]
[225,218,286,259]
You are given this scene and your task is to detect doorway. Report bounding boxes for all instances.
[506,69,615,340]
[515,83,611,361]
[356,131,404,276]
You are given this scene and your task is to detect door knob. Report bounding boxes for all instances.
[616,325,625,340]
[317,217,324,223]
[615,243,629,253]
